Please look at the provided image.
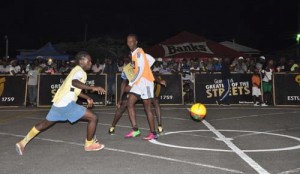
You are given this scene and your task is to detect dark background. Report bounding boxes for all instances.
[0,0,299,57]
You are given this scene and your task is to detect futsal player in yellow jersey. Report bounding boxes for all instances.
[16,52,106,155]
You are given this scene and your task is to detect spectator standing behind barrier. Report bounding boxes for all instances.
[248,59,257,73]
[58,61,71,74]
[9,60,18,76]
[199,59,207,72]
[252,68,267,106]
[15,60,21,74]
[261,60,273,105]
[216,58,232,106]
[256,56,266,72]
[0,59,4,74]
[180,59,191,80]
[117,59,124,72]
[152,58,163,73]
[92,59,104,75]
[0,59,3,74]
[234,57,247,73]
[290,60,300,72]
[159,60,172,74]
[20,59,30,74]
[180,59,193,104]
[103,58,118,105]
[43,59,56,74]
[213,57,222,72]
[1,60,10,74]
[27,64,39,107]
[276,57,287,72]
[33,59,43,73]
[206,58,214,73]
[190,59,200,80]
[170,60,179,74]
[189,59,199,103]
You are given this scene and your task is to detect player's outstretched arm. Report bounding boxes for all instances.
[72,79,106,95]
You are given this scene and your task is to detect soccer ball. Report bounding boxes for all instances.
[190,103,207,121]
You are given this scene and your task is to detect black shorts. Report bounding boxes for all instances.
[121,92,129,101]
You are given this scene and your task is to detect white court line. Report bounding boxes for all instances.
[95,111,190,121]
[96,107,300,111]
[95,110,300,122]
[25,117,150,131]
[277,168,300,174]
[24,117,213,139]
[202,120,270,174]
[210,111,300,122]
[231,127,300,139]
[187,108,270,174]
[2,109,299,123]
[1,106,300,112]
[96,110,300,122]
[0,132,243,174]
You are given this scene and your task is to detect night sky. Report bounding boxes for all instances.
[0,0,299,57]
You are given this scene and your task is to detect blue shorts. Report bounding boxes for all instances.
[46,101,87,123]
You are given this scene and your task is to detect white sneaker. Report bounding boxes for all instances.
[254,103,260,106]
[261,103,268,107]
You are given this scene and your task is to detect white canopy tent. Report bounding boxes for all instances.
[220,41,261,57]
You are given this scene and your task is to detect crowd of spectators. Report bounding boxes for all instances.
[1,56,299,76]
[0,55,299,106]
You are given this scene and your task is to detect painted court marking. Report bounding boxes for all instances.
[2,107,300,174]
[1,106,300,113]
[278,168,300,174]
[185,108,269,174]
[202,120,269,174]
[0,132,243,174]
[209,111,300,122]
[150,129,300,152]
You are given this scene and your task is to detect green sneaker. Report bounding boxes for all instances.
[125,129,141,138]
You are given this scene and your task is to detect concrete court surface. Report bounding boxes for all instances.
[0,105,300,174]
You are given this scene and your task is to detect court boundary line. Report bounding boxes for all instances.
[209,111,300,122]
[1,106,300,112]
[187,108,270,174]
[277,168,300,174]
[24,117,215,140]
[150,129,300,152]
[0,132,244,174]
[202,120,270,174]
[2,110,300,124]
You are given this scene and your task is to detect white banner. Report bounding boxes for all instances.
[161,42,213,57]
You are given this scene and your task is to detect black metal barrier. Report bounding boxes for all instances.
[194,73,253,104]
[1,73,299,107]
[38,74,107,107]
[273,73,300,106]
[0,75,27,106]
[115,74,183,105]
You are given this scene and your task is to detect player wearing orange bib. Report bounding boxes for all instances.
[124,34,158,140]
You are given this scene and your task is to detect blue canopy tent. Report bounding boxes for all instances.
[17,42,69,60]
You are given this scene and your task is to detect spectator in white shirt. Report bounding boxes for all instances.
[0,59,4,73]
[1,60,10,74]
[9,60,18,76]
[261,60,273,105]
[234,57,248,73]
[190,60,200,83]
[159,61,172,75]
[91,59,104,74]
[152,58,162,74]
